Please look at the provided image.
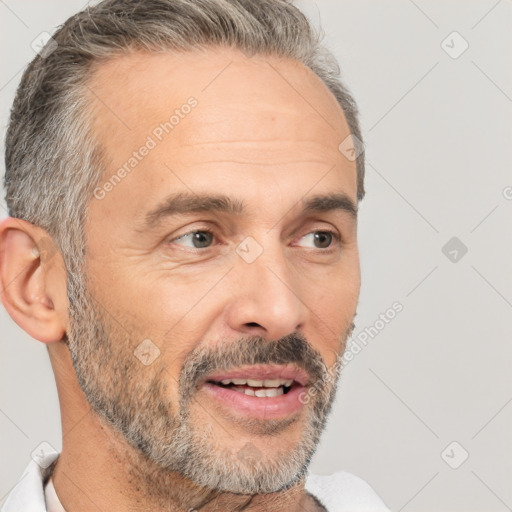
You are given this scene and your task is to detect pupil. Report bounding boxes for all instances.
[314,232,332,248]
[193,231,213,248]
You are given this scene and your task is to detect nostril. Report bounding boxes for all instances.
[245,322,262,328]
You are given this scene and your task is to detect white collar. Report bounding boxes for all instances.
[44,477,66,512]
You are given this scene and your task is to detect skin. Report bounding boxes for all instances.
[0,48,360,511]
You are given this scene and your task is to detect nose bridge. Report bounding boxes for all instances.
[255,250,297,309]
[226,235,308,339]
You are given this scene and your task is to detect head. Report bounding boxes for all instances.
[1,0,364,497]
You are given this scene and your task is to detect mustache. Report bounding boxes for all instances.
[179,332,330,400]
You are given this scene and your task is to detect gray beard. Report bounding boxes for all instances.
[64,274,349,500]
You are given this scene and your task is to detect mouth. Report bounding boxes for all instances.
[199,364,310,420]
[212,377,295,397]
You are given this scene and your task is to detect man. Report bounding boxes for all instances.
[0,0,389,510]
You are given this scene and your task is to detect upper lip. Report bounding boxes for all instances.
[201,364,310,387]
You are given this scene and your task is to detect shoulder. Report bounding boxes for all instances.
[305,470,390,512]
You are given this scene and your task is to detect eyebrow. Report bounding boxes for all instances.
[302,193,357,218]
[142,192,245,229]
[140,191,357,230]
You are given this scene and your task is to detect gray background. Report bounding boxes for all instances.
[1,1,511,510]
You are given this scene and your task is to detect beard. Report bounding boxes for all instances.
[64,272,352,497]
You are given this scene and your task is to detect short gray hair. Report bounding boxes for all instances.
[4,0,365,311]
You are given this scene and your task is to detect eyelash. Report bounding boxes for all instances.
[171,228,217,246]
[169,228,342,250]
[299,230,342,250]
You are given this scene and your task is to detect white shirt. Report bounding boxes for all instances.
[1,451,389,512]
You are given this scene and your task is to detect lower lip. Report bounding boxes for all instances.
[201,382,306,420]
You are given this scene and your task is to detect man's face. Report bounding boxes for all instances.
[69,48,360,494]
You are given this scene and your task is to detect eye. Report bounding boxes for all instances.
[296,230,338,249]
[172,230,215,249]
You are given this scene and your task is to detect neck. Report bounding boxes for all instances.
[51,421,321,511]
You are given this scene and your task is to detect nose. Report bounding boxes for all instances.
[224,246,308,340]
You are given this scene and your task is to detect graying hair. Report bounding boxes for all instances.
[4,0,365,315]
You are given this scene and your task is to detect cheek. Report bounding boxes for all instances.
[310,284,359,342]
[136,273,226,356]
[302,254,360,352]
[333,247,361,308]
[302,247,360,306]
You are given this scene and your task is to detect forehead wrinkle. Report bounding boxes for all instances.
[173,159,340,168]
[171,140,347,168]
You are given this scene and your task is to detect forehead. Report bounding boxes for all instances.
[86,48,357,223]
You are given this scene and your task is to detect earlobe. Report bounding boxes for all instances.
[0,217,67,344]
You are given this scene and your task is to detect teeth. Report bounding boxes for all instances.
[254,387,284,397]
[229,386,255,396]
[220,384,288,397]
[217,378,294,388]
[247,379,263,387]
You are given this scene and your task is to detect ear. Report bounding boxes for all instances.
[0,217,68,343]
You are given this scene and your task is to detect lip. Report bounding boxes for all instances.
[201,364,311,387]
[198,364,310,420]
[201,381,307,420]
